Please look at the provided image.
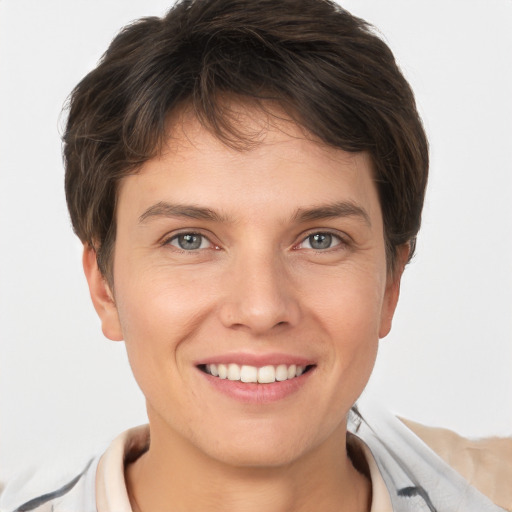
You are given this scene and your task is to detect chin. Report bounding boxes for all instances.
[208,441,307,469]
[191,421,332,469]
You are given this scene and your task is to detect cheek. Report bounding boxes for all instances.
[318,307,380,414]
[303,266,385,381]
[323,301,380,376]
[305,263,387,335]
[112,277,199,413]
[115,260,212,334]
[112,262,223,394]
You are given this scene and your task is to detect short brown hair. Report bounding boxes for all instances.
[63,0,428,281]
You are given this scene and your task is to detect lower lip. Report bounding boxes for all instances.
[199,368,314,404]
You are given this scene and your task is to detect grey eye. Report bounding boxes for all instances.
[308,233,333,250]
[299,232,342,250]
[170,233,207,250]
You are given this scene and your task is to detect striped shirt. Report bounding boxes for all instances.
[2,400,510,512]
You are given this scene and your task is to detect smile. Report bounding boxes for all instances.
[200,363,311,383]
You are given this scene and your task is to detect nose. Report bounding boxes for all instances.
[218,251,301,335]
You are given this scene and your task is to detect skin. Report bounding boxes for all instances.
[84,107,407,512]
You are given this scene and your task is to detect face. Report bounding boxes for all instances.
[85,108,403,468]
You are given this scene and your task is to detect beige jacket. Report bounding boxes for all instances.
[404,419,512,511]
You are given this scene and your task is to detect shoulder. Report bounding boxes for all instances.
[402,418,512,511]
[1,426,148,512]
[349,400,511,511]
[0,458,98,512]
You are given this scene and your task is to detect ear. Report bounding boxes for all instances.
[379,244,410,339]
[82,244,123,341]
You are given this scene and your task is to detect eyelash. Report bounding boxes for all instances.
[162,230,348,253]
[163,232,217,252]
[293,230,347,252]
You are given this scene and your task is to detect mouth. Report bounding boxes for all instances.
[198,363,315,384]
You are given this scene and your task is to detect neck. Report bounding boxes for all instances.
[125,421,371,512]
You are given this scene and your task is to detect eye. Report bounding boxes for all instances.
[298,232,342,250]
[168,233,212,251]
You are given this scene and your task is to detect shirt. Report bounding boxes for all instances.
[2,400,510,512]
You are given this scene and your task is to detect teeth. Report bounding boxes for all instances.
[203,363,307,383]
[258,365,276,384]
[227,363,241,381]
[240,365,258,383]
[218,364,228,379]
[275,364,288,381]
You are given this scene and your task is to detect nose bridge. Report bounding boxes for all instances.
[219,245,300,333]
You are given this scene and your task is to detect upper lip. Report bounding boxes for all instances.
[194,353,315,367]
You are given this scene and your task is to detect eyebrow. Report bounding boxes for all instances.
[293,201,371,226]
[139,200,371,226]
[139,201,229,223]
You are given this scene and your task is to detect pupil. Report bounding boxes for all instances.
[179,234,201,250]
[310,233,331,250]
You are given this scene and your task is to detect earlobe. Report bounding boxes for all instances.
[379,244,409,339]
[82,244,124,341]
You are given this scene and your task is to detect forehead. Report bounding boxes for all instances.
[117,106,382,225]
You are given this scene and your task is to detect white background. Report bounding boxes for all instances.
[0,0,511,484]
